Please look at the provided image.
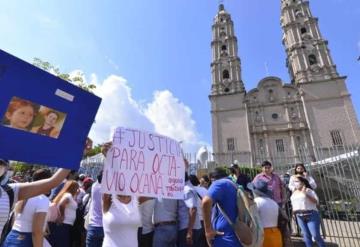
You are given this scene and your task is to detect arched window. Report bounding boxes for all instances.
[221,45,227,51]
[294,9,303,18]
[308,54,317,65]
[300,27,307,34]
[223,70,230,79]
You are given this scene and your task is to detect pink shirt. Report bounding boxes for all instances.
[253,173,283,204]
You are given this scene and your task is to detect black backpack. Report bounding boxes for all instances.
[0,184,15,244]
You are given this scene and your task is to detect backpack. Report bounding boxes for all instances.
[0,185,15,245]
[221,179,264,247]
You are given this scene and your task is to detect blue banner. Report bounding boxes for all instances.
[0,50,101,169]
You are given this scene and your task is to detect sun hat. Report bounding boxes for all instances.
[247,180,273,198]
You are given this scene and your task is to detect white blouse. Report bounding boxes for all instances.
[290,190,318,212]
[103,196,141,247]
[59,192,77,225]
[288,175,317,192]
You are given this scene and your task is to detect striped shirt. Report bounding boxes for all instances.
[0,184,19,234]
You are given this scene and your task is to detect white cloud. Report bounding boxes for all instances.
[144,90,197,142]
[84,73,210,155]
[89,75,154,143]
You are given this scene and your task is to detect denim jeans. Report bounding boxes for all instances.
[86,226,104,247]
[3,230,33,247]
[153,224,177,247]
[296,210,326,247]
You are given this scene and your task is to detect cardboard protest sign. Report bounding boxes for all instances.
[0,49,101,169]
[102,127,185,199]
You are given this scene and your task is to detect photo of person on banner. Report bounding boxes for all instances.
[2,97,37,130]
[31,107,65,138]
[1,97,66,139]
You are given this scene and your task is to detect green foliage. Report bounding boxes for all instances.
[10,162,32,173]
[238,166,262,180]
[219,164,261,180]
[32,58,96,92]
[84,144,102,157]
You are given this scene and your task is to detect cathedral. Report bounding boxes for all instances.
[210,1,360,166]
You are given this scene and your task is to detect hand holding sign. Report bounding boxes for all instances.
[101,127,185,199]
[101,141,112,157]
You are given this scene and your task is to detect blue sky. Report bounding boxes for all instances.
[1,0,360,153]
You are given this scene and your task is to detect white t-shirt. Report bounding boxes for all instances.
[194,186,207,221]
[0,184,19,234]
[139,199,155,235]
[59,192,77,225]
[254,196,279,228]
[290,190,318,212]
[178,183,202,230]
[103,196,141,247]
[13,194,49,232]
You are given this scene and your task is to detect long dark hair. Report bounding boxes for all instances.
[294,163,307,175]
[297,176,313,190]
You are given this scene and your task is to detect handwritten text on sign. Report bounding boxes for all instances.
[101,127,185,199]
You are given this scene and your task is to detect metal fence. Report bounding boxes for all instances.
[80,145,360,246]
[186,145,360,246]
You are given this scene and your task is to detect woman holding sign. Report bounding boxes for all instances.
[3,169,52,247]
[0,163,70,241]
[101,142,153,247]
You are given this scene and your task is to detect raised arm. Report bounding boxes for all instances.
[102,194,112,213]
[18,169,70,201]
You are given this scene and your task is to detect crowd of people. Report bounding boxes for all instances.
[0,148,326,247]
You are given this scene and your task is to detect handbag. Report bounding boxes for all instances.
[217,204,253,246]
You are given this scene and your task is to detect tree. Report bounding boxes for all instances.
[32,58,96,92]
[84,144,102,157]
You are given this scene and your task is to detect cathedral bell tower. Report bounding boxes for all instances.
[209,4,252,165]
[281,0,339,83]
[210,4,244,95]
[280,0,360,148]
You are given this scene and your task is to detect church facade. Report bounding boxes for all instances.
[210,1,360,166]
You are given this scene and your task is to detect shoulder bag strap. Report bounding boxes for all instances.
[216,203,236,229]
